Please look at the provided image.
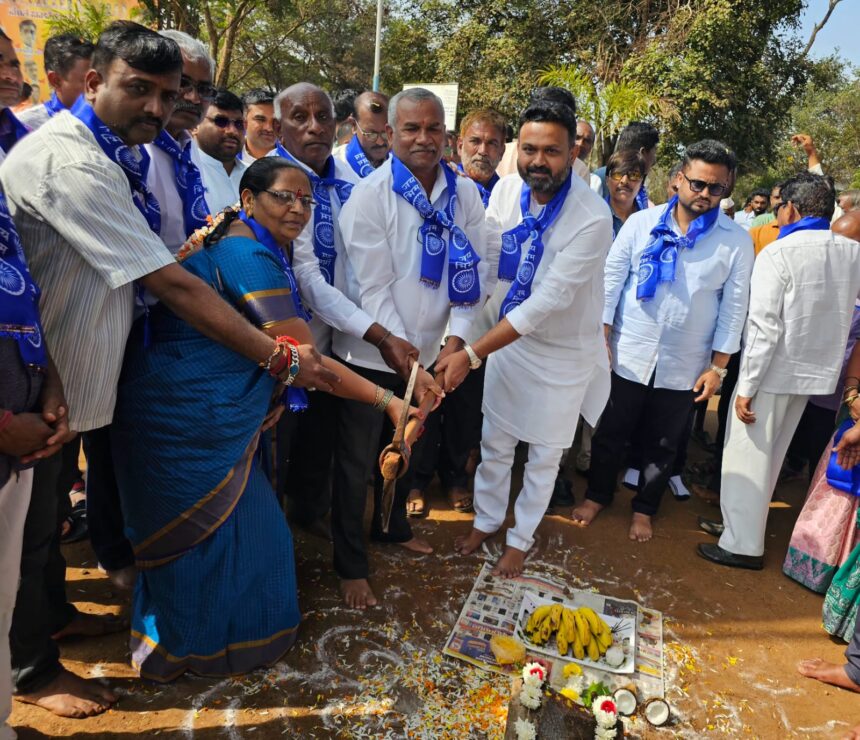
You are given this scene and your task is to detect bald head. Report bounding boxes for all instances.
[833,211,860,243]
[274,82,335,175]
[351,90,390,167]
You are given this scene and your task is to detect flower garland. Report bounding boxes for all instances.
[175,206,238,263]
[515,662,620,740]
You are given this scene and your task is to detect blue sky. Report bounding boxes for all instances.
[798,0,859,67]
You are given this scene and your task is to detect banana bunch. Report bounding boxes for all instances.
[525,604,613,661]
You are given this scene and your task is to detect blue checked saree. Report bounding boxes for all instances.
[112,236,302,682]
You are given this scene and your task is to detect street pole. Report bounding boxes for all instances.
[372,0,383,91]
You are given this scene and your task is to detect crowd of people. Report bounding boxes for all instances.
[2,18,860,737]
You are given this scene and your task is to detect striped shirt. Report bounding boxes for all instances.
[0,110,175,432]
[17,103,51,131]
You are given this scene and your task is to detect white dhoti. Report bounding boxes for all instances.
[473,340,609,551]
[0,468,33,740]
[718,390,808,557]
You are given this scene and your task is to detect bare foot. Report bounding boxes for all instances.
[52,611,128,641]
[844,723,860,740]
[492,546,527,578]
[797,658,860,692]
[406,489,426,517]
[628,513,653,542]
[340,578,378,609]
[455,527,494,555]
[15,668,117,718]
[397,537,433,554]
[570,499,604,527]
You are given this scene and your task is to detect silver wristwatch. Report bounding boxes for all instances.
[463,343,482,370]
[709,364,728,380]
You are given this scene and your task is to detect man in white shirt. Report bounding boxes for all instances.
[334,87,485,608]
[699,173,860,570]
[192,88,248,212]
[733,189,769,230]
[241,87,277,163]
[272,83,406,542]
[17,33,93,131]
[1,21,335,719]
[334,90,390,177]
[439,97,612,577]
[572,140,754,543]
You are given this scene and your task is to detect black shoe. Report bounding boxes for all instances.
[697,543,763,570]
[697,516,724,537]
[549,476,575,507]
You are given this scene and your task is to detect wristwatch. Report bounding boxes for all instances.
[463,343,482,370]
[709,364,728,380]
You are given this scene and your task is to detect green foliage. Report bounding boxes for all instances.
[46,1,119,41]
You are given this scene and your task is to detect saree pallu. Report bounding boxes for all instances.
[823,541,860,642]
[783,436,860,593]
[112,236,302,681]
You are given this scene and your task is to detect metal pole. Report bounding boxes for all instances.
[372,0,383,91]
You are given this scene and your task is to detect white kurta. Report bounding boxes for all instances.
[480,173,613,448]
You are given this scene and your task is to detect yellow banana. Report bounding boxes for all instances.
[596,628,613,651]
[539,614,554,642]
[556,625,569,655]
[549,604,563,630]
[527,604,553,633]
[579,606,602,634]
[563,609,576,645]
[573,610,591,646]
[587,636,600,662]
[572,628,585,659]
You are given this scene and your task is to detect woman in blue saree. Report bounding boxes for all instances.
[111,158,410,681]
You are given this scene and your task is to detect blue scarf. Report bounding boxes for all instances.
[391,155,481,307]
[778,215,831,240]
[0,107,29,155]
[71,98,161,233]
[238,210,309,412]
[344,134,381,178]
[458,164,499,209]
[152,130,210,236]
[43,92,66,117]
[274,143,352,285]
[636,195,719,301]
[0,191,47,369]
[497,172,572,320]
[635,186,649,212]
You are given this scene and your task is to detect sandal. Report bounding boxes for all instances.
[447,488,474,513]
[406,490,426,518]
[60,499,89,544]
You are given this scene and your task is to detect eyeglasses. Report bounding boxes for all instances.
[179,77,217,101]
[609,170,643,183]
[681,172,729,197]
[354,121,388,142]
[206,115,244,132]
[263,189,316,210]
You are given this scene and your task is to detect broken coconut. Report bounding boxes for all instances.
[612,687,637,716]
[643,697,671,726]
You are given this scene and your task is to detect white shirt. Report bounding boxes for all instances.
[479,173,613,445]
[289,155,373,355]
[604,203,754,391]
[336,158,488,372]
[738,228,860,398]
[145,130,198,255]
[17,102,51,131]
[240,143,276,164]
[0,111,175,431]
[733,209,757,230]
[191,141,248,213]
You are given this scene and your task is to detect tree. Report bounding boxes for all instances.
[46,1,119,40]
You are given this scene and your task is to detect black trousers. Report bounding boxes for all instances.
[10,453,76,694]
[588,372,694,516]
[411,364,485,491]
[628,400,694,477]
[331,361,420,580]
[82,426,135,571]
[276,389,337,525]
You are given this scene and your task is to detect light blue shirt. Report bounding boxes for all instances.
[603,203,754,391]
[733,209,757,230]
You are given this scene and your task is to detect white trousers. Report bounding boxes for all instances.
[718,390,808,557]
[0,468,32,740]
[473,421,564,552]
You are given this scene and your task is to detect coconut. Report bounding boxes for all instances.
[604,645,625,668]
[612,687,637,716]
[643,697,671,726]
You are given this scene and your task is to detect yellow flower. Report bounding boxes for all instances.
[560,687,580,702]
[562,663,582,678]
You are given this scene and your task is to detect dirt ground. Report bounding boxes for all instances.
[9,408,860,739]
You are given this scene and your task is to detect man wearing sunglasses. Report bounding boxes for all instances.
[333,90,390,177]
[572,139,754,544]
[192,87,248,212]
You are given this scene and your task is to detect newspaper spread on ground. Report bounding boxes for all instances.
[443,563,664,699]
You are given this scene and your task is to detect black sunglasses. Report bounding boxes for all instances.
[206,115,244,132]
[681,172,729,198]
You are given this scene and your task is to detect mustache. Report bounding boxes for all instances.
[174,101,202,116]
[132,116,163,129]
[526,165,551,176]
